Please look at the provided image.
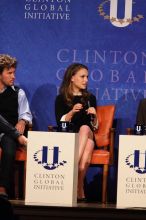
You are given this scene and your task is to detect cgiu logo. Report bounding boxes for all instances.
[33,146,67,170]
[98,0,144,28]
[125,150,146,174]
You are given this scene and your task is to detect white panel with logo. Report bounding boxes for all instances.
[117,135,146,208]
[25,131,79,206]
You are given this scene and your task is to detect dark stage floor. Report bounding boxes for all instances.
[10,200,146,220]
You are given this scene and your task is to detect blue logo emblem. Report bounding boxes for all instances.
[33,146,67,170]
[125,150,146,174]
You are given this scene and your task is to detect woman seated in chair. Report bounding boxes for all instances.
[55,63,98,201]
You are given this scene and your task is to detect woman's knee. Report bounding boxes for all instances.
[79,125,90,132]
[79,125,93,137]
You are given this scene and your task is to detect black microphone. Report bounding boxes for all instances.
[87,100,95,122]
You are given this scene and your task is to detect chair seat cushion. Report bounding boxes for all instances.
[90,149,110,165]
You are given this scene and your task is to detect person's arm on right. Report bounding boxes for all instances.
[0,114,27,145]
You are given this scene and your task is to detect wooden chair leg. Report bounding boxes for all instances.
[102,164,109,203]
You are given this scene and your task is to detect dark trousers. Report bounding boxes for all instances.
[0,135,18,196]
[0,114,20,196]
[0,115,20,140]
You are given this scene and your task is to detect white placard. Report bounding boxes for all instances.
[117,135,146,208]
[25,131,79,206]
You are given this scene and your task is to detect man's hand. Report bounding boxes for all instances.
[17,135,27,146]
[15,119,26,134]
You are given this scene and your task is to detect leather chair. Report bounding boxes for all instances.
[90,105,115,203]
[14,146,27,199]
[0,124,32,199]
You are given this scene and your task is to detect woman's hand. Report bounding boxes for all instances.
[65,103,83,121]
[86,107,98,128]
[72,103,83,113]
[86,107,96,117]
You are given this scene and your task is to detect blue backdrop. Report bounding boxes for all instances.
[0,0,146,201]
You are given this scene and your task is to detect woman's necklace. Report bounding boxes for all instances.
[73,92,82,96]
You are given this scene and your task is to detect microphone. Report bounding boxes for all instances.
[87,100,95,122]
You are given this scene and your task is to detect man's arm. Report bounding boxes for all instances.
[15,89,32,134]
[0,114,20,139]
[0,114,27,145]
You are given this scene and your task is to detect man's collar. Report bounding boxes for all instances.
[0,86,15,93]
[11,85,16,91]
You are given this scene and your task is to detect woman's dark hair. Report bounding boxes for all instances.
[59,63,90,107]
[0,54,17,74]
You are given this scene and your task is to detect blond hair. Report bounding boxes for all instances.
[0,54,17,74]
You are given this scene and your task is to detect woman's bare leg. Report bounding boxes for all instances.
[78,125,93,162]
[77,125,94,199]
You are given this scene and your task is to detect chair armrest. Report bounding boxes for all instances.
[48,125,54,131]
[109,127,115,165]
[48,125,58,132]
[126,128,134,135]
[28,124,33,131]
